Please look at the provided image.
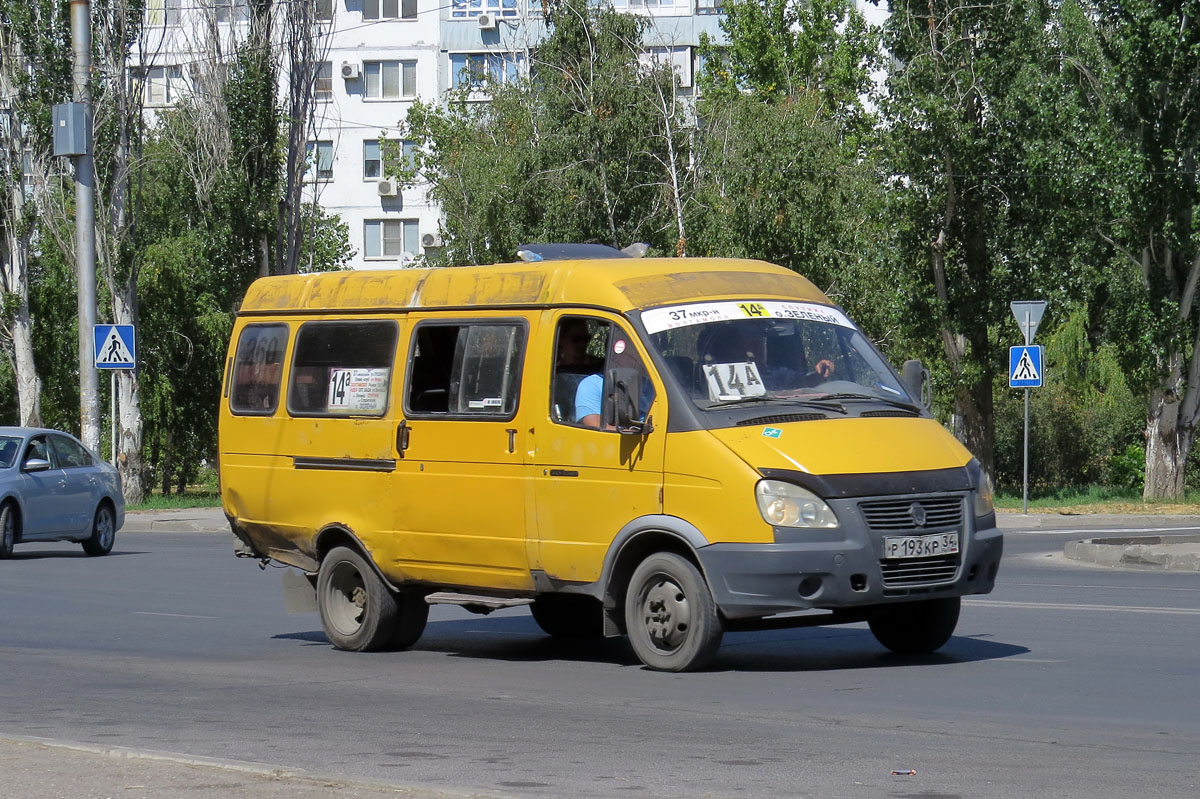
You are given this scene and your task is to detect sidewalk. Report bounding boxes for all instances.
[998,510,1200,571]
[0,736,488,799]
[121,506,229,533]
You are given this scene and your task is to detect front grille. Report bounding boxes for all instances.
[880,555,960,586]
[737,413,826,426]
[859,496,964,531]
[861,409,918,418]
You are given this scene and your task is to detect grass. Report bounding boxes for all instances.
[995,486,1200,515]
[128,491,221,512]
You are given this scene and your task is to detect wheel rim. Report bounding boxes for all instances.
[325,560,368,636]
[2,512,12,549]
[637,574,692,654]
[96,509,114,549]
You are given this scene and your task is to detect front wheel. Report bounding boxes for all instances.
[0,503,16,558]
[317,546,427,652]
[81,504,115,557]
[868,596,961,654]
[624,552,723,672]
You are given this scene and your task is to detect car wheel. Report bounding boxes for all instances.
[530,594,603,639]
[81,503,116,557]
[624,552,723,672]
[0,503,16,558]
[317,546,426,652]
[868,596,961,654]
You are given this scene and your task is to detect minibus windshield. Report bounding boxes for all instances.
[642,300,914,413]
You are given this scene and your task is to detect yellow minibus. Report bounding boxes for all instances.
[219,244,1002,671]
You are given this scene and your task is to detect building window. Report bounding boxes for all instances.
[146,0,182,25]
[144,65,186,106]
[364,219,419,259]
[365,61,417,99]
[316,0,334,21]
[211,0,249,23]
[694,0,725,13]
[306,140,334,182]
[364,140,417,179]
[641,46,692,88]
[314,62,333,101]
[450,52,524,91]
[610,0,678,10]
[364,0,417,19]
[450,0,517,18]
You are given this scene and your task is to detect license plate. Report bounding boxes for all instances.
[884,532,960,559]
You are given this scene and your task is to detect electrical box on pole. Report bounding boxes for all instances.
[52,102,90,157]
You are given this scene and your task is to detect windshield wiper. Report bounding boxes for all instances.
[702,396,848,414]
[818,393,923,415]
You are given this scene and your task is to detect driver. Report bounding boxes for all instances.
[703,323,834,391]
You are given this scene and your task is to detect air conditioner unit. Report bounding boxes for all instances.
[340,62,361,80]
[477,13,498,30]
[421,232,444,249]
[376,178,399,197]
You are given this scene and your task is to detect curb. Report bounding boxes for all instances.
[1063,535,1200,571]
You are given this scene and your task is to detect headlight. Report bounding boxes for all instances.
[755,480,839,529]
[974,471,994,516]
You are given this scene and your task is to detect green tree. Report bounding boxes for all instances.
[1091,1,1200,498]
[882,0,1118,477]
[400,0,688,263]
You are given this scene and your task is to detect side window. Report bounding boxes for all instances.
[550,316,608,425]
[48,435,93,468]
[406,321,525,418]
[230,324,288,414]
[552,319,656,430]
[287,321,398,417]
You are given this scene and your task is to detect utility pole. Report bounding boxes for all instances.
[72,0,99,451]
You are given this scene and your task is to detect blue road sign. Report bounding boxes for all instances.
[93,324,136,370]
[1009,345,1043,388]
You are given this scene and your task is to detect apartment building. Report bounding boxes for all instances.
[141,0,727,269]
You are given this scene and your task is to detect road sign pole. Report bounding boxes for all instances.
[110,371,116,465]
[1023,308,1030,514]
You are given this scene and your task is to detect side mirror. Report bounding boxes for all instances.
[900,359,932,408]
[23,457,52,473]
[608,367,653,435]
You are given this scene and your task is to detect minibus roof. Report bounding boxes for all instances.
[237,257,831,315]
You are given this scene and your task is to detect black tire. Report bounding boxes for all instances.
[0,502,15,558]
[530,594,604,639]
[81,503,116,557]
[317,546,427,652]
[868,596,961,654]
[624,552,723,672]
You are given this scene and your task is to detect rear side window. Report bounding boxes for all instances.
[406,321,526,419]
[230,324,288,414]
[288,320,399,417]
[48,435,93,468]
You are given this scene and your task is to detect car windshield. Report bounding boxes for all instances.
[642,300,912,412]
[0,436,19,468]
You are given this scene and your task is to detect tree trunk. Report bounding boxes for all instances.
[113,291,145,504]
[1143,351,1191,499]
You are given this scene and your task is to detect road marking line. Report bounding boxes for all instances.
[966,599,1200,616]
[133,612,220,619]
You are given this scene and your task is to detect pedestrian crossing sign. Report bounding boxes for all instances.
[93,324,136,370]
[1009,345,1042,388]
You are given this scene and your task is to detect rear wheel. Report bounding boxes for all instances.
[624,552,723,672]
[530,594,603,639]
[317,546,427,652]
[0,503,15,558]
[868,597,961,654]
[81,504,115,557]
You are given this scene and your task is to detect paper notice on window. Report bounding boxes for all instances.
[327,368,389,412]
[702,362,767,402]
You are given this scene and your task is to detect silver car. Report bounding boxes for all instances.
[0,427,125,557]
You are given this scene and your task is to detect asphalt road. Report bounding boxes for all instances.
[2,517,1199,798]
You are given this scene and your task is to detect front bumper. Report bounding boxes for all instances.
[695,495,1003,619]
